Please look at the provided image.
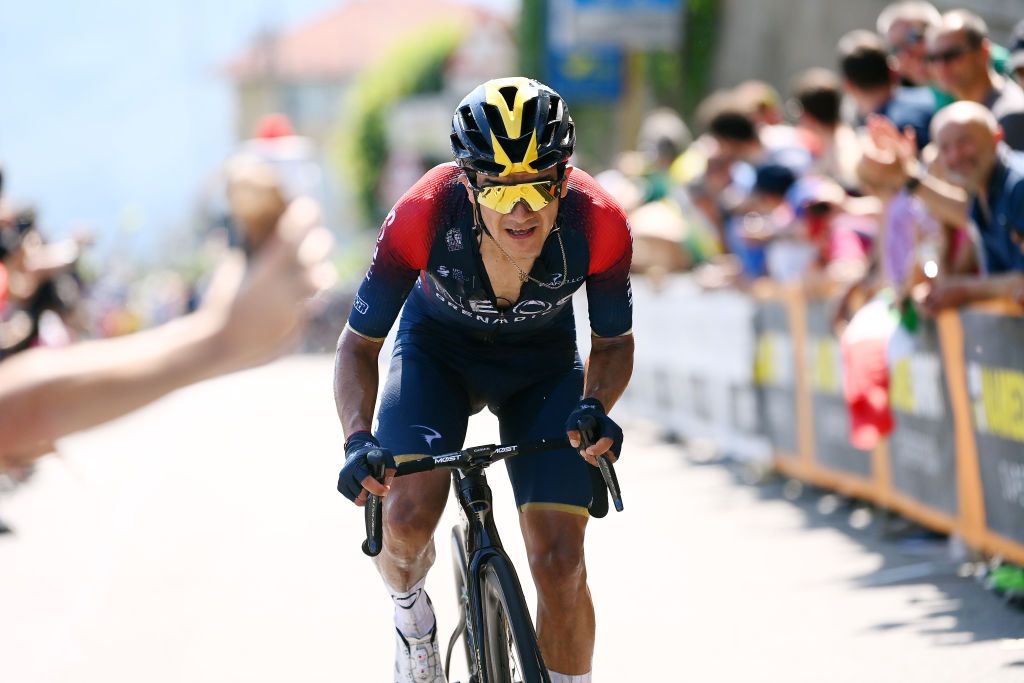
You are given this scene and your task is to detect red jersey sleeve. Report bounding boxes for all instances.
[347,164,456,339]
[569,169,633,337]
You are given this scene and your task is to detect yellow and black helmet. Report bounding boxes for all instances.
[450,77,575,177]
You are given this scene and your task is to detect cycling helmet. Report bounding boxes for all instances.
[450,77,575,177]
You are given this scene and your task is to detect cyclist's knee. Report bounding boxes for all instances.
[527,541,586,596]
[383,499,436,552]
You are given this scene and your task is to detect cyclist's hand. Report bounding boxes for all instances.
[337,432,396,506]
[565,398,623,467]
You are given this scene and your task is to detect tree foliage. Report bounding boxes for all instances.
[332,23,463,225]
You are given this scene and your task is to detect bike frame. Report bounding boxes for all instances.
[452,459,534,679]
[360,432,622,683]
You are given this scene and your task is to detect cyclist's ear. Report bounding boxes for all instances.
[460,175,477,204]
[559,166,574,198]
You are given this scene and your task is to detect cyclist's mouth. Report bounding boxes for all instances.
[506,226,537,240]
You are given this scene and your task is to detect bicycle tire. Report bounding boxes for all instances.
[480,557,549,683]
[450,524,475,678]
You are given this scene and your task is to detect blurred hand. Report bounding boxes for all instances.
[204,196,336,371]
[859,115,919,190]
[225,159,288,253]
[916,279,971,317]
[740,212,775,244]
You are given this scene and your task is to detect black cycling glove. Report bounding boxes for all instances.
[565,398,624,462]
[337,431,396,503]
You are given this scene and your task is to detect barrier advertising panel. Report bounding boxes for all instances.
[754,299,797,455]
[804,299,872,478]
[888,319,958,516]
[961,310,1024,545]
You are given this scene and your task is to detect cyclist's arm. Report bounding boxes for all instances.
[333,325,384,438]
[583,333,634,411]
[332,168,443,439]
[579,169,634,411]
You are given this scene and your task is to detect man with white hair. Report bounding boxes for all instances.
[872,102,1024,309]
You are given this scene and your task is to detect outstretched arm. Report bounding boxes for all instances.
[0,198,334,469]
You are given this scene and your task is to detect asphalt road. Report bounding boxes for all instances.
[2,356,1023,682]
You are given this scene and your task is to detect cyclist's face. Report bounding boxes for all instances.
[464,167,570,258]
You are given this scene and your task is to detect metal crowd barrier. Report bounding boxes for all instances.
[620,275,1024,565]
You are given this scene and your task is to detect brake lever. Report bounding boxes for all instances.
[361,449,386,557]
[577,414,624,512]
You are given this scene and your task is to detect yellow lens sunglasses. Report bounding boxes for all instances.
[472,178,563,214]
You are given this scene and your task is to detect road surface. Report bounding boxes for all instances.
[2,356,1022,682]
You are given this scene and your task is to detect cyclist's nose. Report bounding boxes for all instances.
[509,198,534,217]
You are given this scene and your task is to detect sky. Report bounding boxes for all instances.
[0,0,515,257]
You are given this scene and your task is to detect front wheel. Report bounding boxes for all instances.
[480,558,549,683]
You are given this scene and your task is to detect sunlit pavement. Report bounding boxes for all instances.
[2,356,1023,682]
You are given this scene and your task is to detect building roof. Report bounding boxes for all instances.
[227,0,506,82]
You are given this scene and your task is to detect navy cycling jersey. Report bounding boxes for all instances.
[348,163,632,343]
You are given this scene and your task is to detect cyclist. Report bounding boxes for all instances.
[335,77,633,683]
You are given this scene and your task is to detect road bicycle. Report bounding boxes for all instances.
[360,417,623,683]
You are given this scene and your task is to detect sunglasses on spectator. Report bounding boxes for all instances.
[470,177,564,214]
[891,29,925,54]
[927,45,972,64]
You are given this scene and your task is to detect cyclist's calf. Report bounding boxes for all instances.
[521,511,589,599]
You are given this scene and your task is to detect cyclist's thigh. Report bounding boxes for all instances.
[376,340,471,525]
[496,365,593,518]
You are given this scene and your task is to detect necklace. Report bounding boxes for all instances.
[484,224,568,290]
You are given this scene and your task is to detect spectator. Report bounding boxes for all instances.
[926,10,1024,150]
[635,107,692,204]
[789,68,862,188]
[877,1,942,88]
[0,208,86,360]
[856,150,941,299]
[862,102,1024,310]
[1010,19,1024,85]
[707,107,811,174]
[838,29,935,149]
[734,80,786,127]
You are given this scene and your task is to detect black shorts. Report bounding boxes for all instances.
[374,330,594,517]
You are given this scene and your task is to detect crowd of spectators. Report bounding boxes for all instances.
[613,3,1024,315]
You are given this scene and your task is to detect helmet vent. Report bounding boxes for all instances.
[482,103,508,138]
[542,121,558,147]
[466,129,490,152]
[459,106,478,132]
[498,85,519,111]
[547,97,561,123]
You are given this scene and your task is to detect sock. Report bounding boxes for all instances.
[548,671,591,683]
[386,577,435,639]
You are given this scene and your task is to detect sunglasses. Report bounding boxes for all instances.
[927,45,971,64]
[471,177,563,214]
[891,28,925,54]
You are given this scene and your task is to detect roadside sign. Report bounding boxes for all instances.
[549,0,685,50]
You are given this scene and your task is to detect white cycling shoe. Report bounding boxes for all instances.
[394,622,447,683]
